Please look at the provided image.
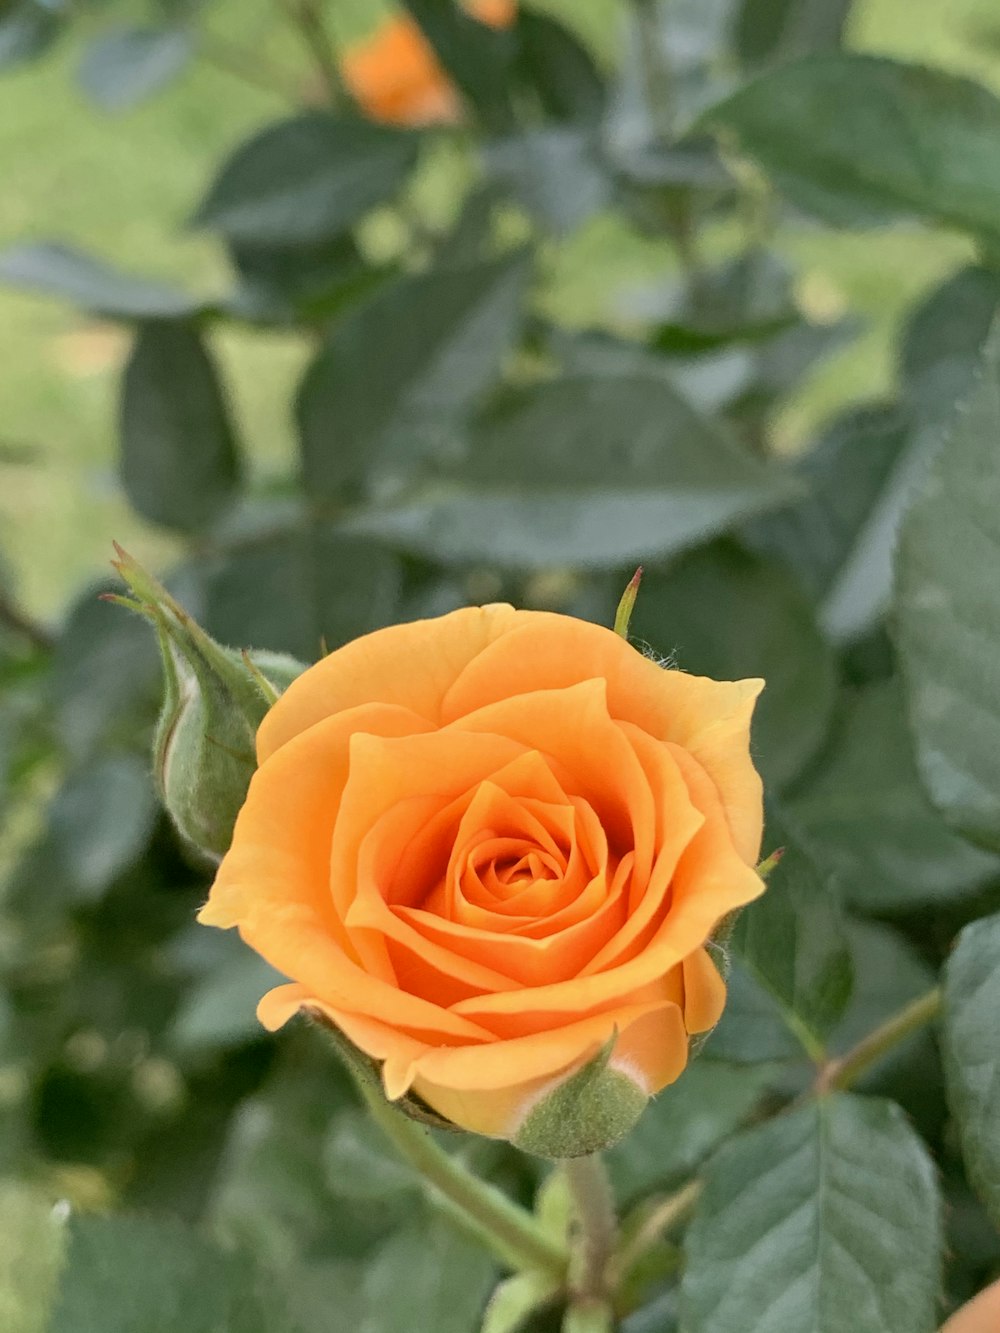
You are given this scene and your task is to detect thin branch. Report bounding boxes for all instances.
[817,987,942,1095]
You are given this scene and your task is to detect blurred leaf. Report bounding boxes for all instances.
[48,1212,305,1333]
[226,235,381,324]
[0,1183,66,1333]
[790,681,1000,912]
[169,937,285,1055]
[728,810,852,1054]
[734,0,853,66]
[51,580,161,761]
[76,26,194,112]
[515,9,605,124]
[198,525,402,662]
[47,754,158,902]
[346,374,797,567]
[323,1108,417,1203]
[900,266,1000,425]
[606,1061,775,1203]
[651,249,798,353]
[630,543,838,789]
[681,1095,942,1333]
[192,114,418,246]
[895,319,1000,852]
[832,919,936,1071]
[705,960,804,1064]
[742,403,910,619]
[484,128,611,233]
[0,1,61,71]
[943,911,1000,1229]
[120,322,242,532]
[0,243,202,319]
[298,253,530,502]
[351,1217,496,1333]
[699,55,1000,240]
[402,0,516,131]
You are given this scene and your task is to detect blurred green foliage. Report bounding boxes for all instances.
[2,0,1000,1330]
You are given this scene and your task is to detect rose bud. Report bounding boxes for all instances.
[199,606,766,1155]
[109,546,304,861]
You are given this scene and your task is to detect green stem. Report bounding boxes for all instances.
[608,1179,701,1290]
[819,987,942,1094]
[354,1076,567,1280]
[563,1155,618,1301]
[277,0,346,107]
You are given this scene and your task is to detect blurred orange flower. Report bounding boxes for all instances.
[941,1279,1000,1332]
[342,0,517,126]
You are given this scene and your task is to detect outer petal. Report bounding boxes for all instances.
[257,604,521,760]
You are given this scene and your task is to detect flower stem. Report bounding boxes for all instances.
[818,986,942,1093]
[608,1179,701,1290]
[563,1155,618,1301]
[354,1076,567,1280]
[276,0,346,107]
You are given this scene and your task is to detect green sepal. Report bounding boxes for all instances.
[482,1272,562,1333]
[513,1037,648,1160]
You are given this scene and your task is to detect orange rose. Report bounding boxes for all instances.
[342,0,517,126]
[942,1280,1000,1332]
[200,606,765,1147]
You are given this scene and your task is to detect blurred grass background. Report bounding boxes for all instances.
[0,0,995,617]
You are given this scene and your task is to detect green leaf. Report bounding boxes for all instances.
[630,543,838,790]
[734,0,853,66]
[168,935,285,1054]
[120,322,242,532]
[0,1183,66,1333]
[47,754,159,901]
[699,55,1000,241]
[192,114,418,246]
[0,2,61,71]
[724,811,852,1057]
[514,10,605,124]
[298,253,530,502]
[197,525,402,662]
[322,1108,418,1203]
[226,235,380,324]
[76,26,194,111]
[482,1272,561,1333]
[402,0,515,131]
[0,243,202,319]
[484,129,611,233]
[651,250,799,353]
[895,319,1000,852]
[791,680,1000,911]
[680,1095,942,1333]
[832,920,936,1077]
[47,1212,304,1333]
[346,374,797,567]
[943,911,1000,1229]
[606,1061,776,1203]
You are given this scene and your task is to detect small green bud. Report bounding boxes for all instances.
[109,545,306,860]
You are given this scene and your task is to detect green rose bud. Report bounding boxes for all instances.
[110,545,305,860]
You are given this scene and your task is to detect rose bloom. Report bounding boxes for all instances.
[342,0,516,126]
[942,1280,1000,1333]
[200,606,765,1141]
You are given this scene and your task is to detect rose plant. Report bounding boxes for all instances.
[1,0,1000,1330]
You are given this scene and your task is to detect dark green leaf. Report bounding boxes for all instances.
[514,10,605,124]
[704,960,805,1064]
[943,911,1000,1228]
[198,525,402,662]
[346,374,797,567]
[192,114,418,246]
[606,1061,776,1203]
[298,253,530,502]
[895,320,1000,852]
[76,26,194,111]
[681,1095,942,1333]
[48,1213,304,1333]
[832,919,936,1073]
[699,54,1000,241]
[168,933,285,1054]
[402,0,516,131]
[0,243,202,319]
[483,129,611,233]
[630,543,838,790]
[120,322,242,532]
[729,810,852,1053]
[0,2,61,71]
[323,1108,417,1202]
[226,235,379,324]
[651,250,798,353]
[734,0,853,66]
[790,681,1000,911]
[47,754,159,901]
[899,266,1000,425]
